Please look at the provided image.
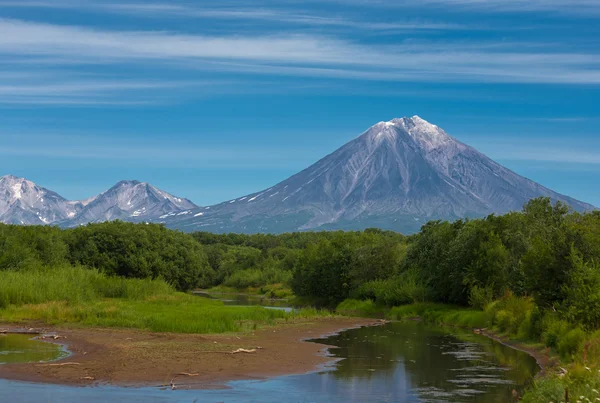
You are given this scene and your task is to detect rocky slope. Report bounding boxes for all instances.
[157,116,594,234]
[0,175,81,225]
[0,176,197,226]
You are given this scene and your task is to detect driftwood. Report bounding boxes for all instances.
[41,335,66,340]
[189,346,263,354]
[35,362,81,367]
[231,348,257,354]
[80,376,95,380]
[177,372,199,377]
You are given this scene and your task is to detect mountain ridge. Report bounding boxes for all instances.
[0,176,198,226]
[1,116,595,233]
[155,116,595,233]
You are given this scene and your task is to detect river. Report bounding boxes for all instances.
[0,294,538,402]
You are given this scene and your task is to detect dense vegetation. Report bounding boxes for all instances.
[0,221,214,291]
[1,197,599,399]
[0,265,326,333]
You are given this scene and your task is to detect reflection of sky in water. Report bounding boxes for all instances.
[0,335,69,364]
[0,322,538,403]
[0,371,420,403]
[194,292,295,312]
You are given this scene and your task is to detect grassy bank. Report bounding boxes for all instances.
[335,299,488,328]
[202,283,294,299]
[0,266,327,334]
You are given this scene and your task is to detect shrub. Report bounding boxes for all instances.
[223,267,292,289]
[557,328,586,359]
[495,309,516,333]
[336,299,381,317]
[468,285,494,310]
[260,284,294,299]
[486,293,535,336]
[352,269,429,307]
[542,315,571,348]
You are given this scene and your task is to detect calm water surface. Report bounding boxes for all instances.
[0,334,68,364]
[0,297,538,402]
[194,291,295,312]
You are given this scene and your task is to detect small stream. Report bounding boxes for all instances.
[194,290,296,312]
[0,294,539,402]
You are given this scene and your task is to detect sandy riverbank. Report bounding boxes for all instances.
[0,317,382,388]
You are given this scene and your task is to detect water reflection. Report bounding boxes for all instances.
[308,321,538,402]
[0,321,538,402]
[0,334,68,364]
[194,291,295,312]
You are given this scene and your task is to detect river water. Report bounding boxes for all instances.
[193,291,296,312]
[0,296,538,402]
[0,334,68,364]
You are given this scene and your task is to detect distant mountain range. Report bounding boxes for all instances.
[0,176,197,226]
[1,116,595,233]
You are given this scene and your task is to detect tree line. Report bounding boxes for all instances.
[1,197,599,330]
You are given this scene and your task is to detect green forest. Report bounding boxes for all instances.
[1,197,600,400]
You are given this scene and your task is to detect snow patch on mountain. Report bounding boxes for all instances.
[157,115,595,234]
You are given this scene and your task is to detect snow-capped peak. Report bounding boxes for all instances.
[389,116,452,151]
[0,175,80,225]
[364,116,452,151]
[1,175,48,203]
[0,175,200,226]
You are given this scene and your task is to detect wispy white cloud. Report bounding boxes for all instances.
[0,18,598,85]
[0,1,468,31]
[0,72,246,105]
[413,0,600,14]
[295,0,600,15]
[6,0,600,14]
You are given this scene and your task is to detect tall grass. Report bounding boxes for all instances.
[336,299,383,317]
[387,303,490,329]
[0,265,174,308]
[0,266,318,333]
[352,269,429,306]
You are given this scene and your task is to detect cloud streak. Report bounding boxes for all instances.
[294,0,600,15]
[0,1,468,31]
[5,0,600,14]
[0,18,598,86]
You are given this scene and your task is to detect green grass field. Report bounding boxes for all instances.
[0,266,326,334]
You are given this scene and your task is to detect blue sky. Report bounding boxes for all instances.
[0,0,599,207]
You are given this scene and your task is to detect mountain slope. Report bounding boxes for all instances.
[0,176,197,226]
[59,180,198,226]
[158,116,595,234]
[0,175,81,225]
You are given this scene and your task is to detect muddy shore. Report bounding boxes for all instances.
[0,318,382,389]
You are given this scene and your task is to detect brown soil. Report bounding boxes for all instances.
[0,317,383,389]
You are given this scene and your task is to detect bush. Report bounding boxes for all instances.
[558,328,586,359]
[352,269,429,307]
[223,267,292,289]
[387,303,489,328]
[468,285,494,310]
[542,315,571,348]
[260,284,293,299]
[495,309,517,333]
[486,294,535,336]
[336,299,382,317]
[521,305,544,339]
